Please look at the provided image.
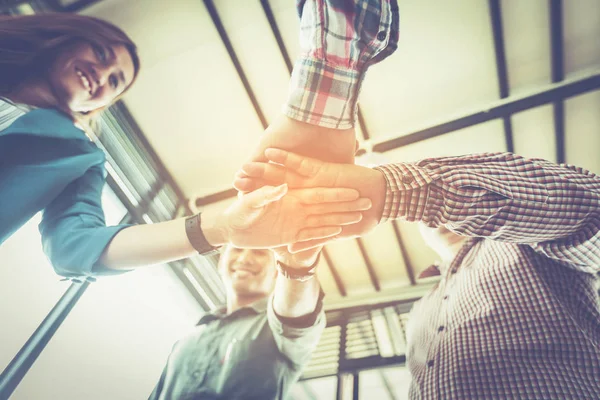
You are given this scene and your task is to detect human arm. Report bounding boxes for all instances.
[40,164,371,276]
[102,184,370,269]
[272,246,323,319]
[237,148,388,243]
[237,150,600,272]
[268,246,326,366]
[248,0,400,163]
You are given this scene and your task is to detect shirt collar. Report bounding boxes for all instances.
[197,296,270,325]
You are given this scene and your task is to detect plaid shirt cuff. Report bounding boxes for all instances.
[374,163,437,223]
[283,57,362,129]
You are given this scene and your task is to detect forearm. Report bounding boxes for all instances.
[100,217,195,269]
[273,274,321,319]
[287,0,399,130]
[262,114,357,163]
[377,153,600,243]
[100,209,227,270]
[272,251,322,319]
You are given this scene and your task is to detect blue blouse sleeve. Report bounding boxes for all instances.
[39,164,132,278]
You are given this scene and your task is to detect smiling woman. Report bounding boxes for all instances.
[48,41,135,113]
[0,13,140,120]
[0,13,371,281]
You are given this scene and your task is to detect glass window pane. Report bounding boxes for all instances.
[0,214,71,372]
[359,370,391,400]
[101,184,128,225]
[290,376,338,400]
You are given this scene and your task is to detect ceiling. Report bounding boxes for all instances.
[79,0,600,308]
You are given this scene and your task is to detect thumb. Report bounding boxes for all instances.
[244,184,288,209]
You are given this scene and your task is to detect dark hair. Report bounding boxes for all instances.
[0,13,141,118]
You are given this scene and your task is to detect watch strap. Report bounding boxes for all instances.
[276,253,320,282]
[185,213,220,256]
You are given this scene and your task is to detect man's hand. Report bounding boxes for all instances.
[233,149,388,252]
[273,245,323,269]
[218,184,372,249]
[248,114,357,164]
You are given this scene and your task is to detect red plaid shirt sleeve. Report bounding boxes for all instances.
[283,0,399,129]
[375,152,600,272]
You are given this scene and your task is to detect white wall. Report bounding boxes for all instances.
[0,189,204,399]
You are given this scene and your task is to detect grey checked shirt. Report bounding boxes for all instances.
[149,295,325,400]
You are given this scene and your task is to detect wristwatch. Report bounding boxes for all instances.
[185,213,220,256]
[276,254,320,282]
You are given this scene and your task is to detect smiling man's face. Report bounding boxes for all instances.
[219,246,277,296]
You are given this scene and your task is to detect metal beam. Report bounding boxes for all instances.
[488,0,514,152]
[549,0,565,163]
[352,372,360,400]
[204,0,268,129]
[391,221,416,286]
[260,0,293,72]
[0,281,90,398]
[356,108,370,141]
[195,188,237,208]
[336,320,348,400]
[195,73,600,206]
[323,248,347,297]
[355,238,380,291]
[373,72,600,153]
[339,354,406,374]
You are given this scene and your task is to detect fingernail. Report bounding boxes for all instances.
[360,198,372,209]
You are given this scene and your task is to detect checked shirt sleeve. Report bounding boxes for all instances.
[284,0,399,129]
[375,153,600,272]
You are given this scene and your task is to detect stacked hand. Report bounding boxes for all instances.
[233,149,387,252]
[218,183,372,250]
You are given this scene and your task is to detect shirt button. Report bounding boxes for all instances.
[427,360,434,368]
[438,326,445,332]
[401,174,414,184]
[443,295,449,300]
[377,31,387,41]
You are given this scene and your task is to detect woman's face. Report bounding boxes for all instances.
[47,41,135,113]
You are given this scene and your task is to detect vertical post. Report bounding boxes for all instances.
[0,281,90,398]
[549,0,565,163]
[336,319,348,400]
[488,0,514,153]
[352,372,360,400]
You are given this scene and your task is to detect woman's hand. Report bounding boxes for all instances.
[217,184,372,249]
[233,149,388,251]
